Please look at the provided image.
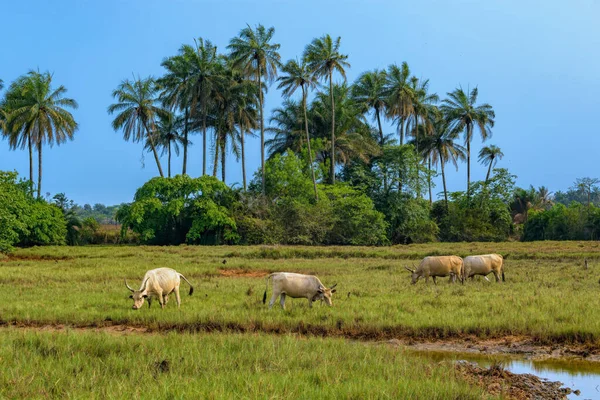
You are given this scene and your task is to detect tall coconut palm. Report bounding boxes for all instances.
[352,69,387,146]
[228,24,281,194]
[265,99,305,156]
[231,74,258,191]
[425,117,465,207]
[108,76,165,177]
[145,112,186,178]
[304,34,350,184]
[478,144,503,183]
[441,86,495,195]
[384,62,413,145]
[277,58,319,200]
[7,71,78,197]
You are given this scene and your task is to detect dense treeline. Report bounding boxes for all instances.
[1,25,598,250]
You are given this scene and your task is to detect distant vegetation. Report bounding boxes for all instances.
[1,24,599,251]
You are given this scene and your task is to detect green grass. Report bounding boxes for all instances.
[1,242,600,344]
[0,329,489,399]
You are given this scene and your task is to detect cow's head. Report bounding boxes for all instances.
[125,279,149,310]
[404,266,419,284]
[313,284,337,306]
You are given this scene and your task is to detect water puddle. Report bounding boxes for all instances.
[411,350,600,399]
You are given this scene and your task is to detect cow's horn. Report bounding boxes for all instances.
[330,283,337,289]
[404,266,415,273]
[125,279,135,292]
[140,278,149,292]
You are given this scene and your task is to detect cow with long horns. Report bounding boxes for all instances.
[125,268,194,310]
[263,272,337,309]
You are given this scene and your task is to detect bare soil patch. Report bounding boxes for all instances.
[455,360,575,400]
[218,268,270,278]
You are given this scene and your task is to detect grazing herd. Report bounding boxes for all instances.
[125,254,504,310]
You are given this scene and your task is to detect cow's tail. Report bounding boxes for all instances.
[263,273,274,304]
[501,262,506,282]
[179,274,194,296]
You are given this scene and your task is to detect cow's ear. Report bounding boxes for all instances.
[331,289,337,293]
[129,295,133,299]
[142,294,148,298]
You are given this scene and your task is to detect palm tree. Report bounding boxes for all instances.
[7,71,78,197]
[304,34,350,184]
[108,76,165,177]
[425,117,465,207]
[265,99,305,156]
[384,62,413,145]
[478,145,504,183]
[228,24,281,194]
[441,86,495,195]
[277,58,319,200]
[145,112,185,178]
[231,75,258,191]
[352,69,387,146]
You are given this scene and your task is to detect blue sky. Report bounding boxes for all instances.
[1,0,599,205]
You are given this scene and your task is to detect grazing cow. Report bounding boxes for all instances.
[463,254,505,282]
[263,272,337,309]
[404,256,464,284]
[125,268,194,310]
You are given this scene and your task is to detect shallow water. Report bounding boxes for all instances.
[411,350,600,399]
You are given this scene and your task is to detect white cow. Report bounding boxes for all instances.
[463,254,505,282]
[125,268,194,310]
[404,256,464,285]
[263,272,337,309]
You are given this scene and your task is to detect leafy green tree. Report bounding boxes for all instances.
[575,177,600,207]
[53,193,82,245]
[6,71,78,197]
[478,145,504,183]
[304,34,350,184]
[441,87,495,195]
[277,58,319,200]
[352,69,387,145]
[116,175,239,245]
[384,62,414,145]
[228,24,281,194]
[108,77,165,177]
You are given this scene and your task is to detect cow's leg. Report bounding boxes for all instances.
[268,291,279,309]
[432,276,437,285]
[492,271,500,282]
[147,297,152,308]
[156,289,165,309]
[279,293,286,309]
[175,286,181,308]
[163,294,169,305]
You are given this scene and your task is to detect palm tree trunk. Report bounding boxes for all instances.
[428,155,432,205]
[221,139,226,183]
[202,113,207,176]
[213,132,219,178]
[37,141,42,199]
[240,124,247,191]
[415,113,420,198]
[466,123,471,196]
[329,70,336,185]
[28,135,33,193]
[400,118,405,145]
[168,142,172,178]
[439,149,448,209]
[375,107,384,146]
[303,86,318,201]
[485,160,493,183]
[258,69,265,194]
[182,107,189,175]
[142,120,165,177]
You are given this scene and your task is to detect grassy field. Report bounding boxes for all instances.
[1,242,599,398]
[1,242,599,343]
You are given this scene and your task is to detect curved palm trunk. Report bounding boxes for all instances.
[439,149,448,209]
[485,159,493,183]
[37,141,42,199]
[240,124,247,191]
[142,120,165,177]
[28,135,33,193]
[414,113,420,198]
[375,107,384,145]
[302,86,318,201]
[329,70,336,185]
[258,69,265,194]
[221,139,226,183]
[182,107,189,175]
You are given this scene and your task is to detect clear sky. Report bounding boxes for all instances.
[1,0,599,205]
